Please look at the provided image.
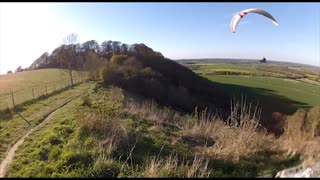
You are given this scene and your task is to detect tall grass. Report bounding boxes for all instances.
[143,155,210,178]
[277,107,320,164]
[124,99,182,127]
[181,97,274,162]
[77,86,129,158]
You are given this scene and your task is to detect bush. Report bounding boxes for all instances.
[110,54,128,65]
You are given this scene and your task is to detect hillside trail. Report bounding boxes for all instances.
[0,84,90,178]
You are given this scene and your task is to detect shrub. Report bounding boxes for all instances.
[110,54,128,65]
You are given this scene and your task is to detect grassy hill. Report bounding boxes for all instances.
[1,61,319,177]
[0,69,87,109]
[102,55,231,116]
[5,81,320,178]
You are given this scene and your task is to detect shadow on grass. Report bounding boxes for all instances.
[210,81,311,119]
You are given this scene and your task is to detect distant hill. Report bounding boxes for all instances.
[176,58,320,68]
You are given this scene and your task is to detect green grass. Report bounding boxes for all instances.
[193,63,257,74]
[0,82,93,162]
[0,68,88,110]
[7,94,96,177]
[203,75,320,119]
[4,82,302,178]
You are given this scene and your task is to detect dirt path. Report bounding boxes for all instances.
[0,89,86,177]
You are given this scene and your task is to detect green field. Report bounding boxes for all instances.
[187,61,320,82]
[180,60,320,121]
[0,69,88,110]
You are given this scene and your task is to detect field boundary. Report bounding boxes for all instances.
[0,75,89,110]
[0,83,90,177]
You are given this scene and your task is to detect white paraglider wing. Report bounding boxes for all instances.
[230,8,279,33]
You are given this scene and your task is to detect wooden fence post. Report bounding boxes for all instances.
[11,91,15,107]
[45,86,48,95]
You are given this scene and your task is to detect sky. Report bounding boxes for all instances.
[0,2,320,74]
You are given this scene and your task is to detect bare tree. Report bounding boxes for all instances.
[59,33,79,88]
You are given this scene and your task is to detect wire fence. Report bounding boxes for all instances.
[0,75,89,110]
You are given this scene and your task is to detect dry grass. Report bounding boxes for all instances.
[181,97,275,162]
[76,87,129,157]
[305,106,320,138]
[277,107,320,164]
[126,95,276,162]
[124,99,182,127]
[77,110,128,155]
[143,155,210,178]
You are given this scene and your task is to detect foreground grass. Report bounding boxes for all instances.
[6,82,302,177]
[0,82,93,162]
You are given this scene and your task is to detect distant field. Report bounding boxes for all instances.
[204,75,320,117]
[183,60,320,81]
[180,60,320,119]
[0,69,88,109]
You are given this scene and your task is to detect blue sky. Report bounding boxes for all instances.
[0,3,319,74]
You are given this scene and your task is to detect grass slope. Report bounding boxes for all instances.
[0,68,87,109]
[6,82,301,178]
[0,82,93,162]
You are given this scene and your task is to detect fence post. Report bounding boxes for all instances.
[45,86,48,95]
[32,88,34,99]
[11,91,15,107]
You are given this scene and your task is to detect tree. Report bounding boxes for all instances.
[100,40,113,59]
[15,66,24,72]
[82,40,100,53]
[83,51,106,80]
[111,41,121,54]
[120,43,129,54]
[59,33,79,88]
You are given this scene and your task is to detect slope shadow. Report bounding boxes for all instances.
[209,81,312,134]
[211,81,311,115]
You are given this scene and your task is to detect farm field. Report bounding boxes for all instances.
[204,75,320,116]
[0,69,88,110]
[180,60,320,119]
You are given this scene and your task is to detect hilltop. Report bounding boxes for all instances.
[29,41,231,115]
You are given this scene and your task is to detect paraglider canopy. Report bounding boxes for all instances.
[230,8,279,33]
